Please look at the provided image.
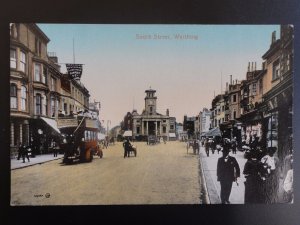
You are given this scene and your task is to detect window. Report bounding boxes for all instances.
[50,77,56,91]
[233,94,237,103]
[233,110,236,119]
[20,86,27,111]
[150,106,152,112]
[42,95,47,116]
[170,125,174,130]
[252,83,257,96]
[20,51,26,72]
[272,59,280,80]
[38,41,42,56]
[35,94,42,115]
[42,66,47,84]
[34,63,41,82]
[137,127,140,134]
[51,97,55,117]
[10,49,16,68]
[163,127,166,133]
[10,84,17,109]
[259,79,263,94]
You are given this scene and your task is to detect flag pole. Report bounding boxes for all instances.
[73,38,75,64]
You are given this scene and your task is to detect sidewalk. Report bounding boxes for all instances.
[199,146,247,204]
[11,153,64,170]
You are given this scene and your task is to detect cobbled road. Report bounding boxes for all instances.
[11,141,202,205]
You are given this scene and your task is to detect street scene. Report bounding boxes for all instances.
[11,141,202,205]
[10,23,294,205]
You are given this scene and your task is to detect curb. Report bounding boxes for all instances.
[199,152,211,204]
[11,156,64,170]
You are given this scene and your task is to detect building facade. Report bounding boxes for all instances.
[132,89,176,140]
[10,23,91,156]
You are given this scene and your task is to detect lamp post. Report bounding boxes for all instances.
[107,120,111,137]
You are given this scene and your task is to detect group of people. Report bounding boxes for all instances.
[214,135,294,204]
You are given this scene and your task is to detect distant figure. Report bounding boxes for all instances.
[231,137,237,154]
[193,140,199,154]
[123,139,132,158]
[217,147,240,204]
[21,143,30,163]
[204,138,210,157]
[52,141,58,157]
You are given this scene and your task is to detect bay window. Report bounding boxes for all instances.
[21,86,27,111]
[34,63,41,82]
[10,49,17,69]
[10,83,17,109]
[20,51,26,72]
[35,94,42,115]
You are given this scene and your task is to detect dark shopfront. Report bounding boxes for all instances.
[220,120,243,147]
[29,117,62,156]
[262,78,293,164]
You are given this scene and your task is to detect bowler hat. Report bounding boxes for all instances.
[267,147,277,154]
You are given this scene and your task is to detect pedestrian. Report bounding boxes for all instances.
[231,137,237,154]
[52,141,58,157]
[283,162,293,203]
[22,143,30,163]
[217,147,240,204]
[204,138,209,157]
[17,142,23,160]
[260,147,280,203]
[193,140,199,154]
[243,151,264,203]
[123,138,132,158]
[211,138,216,154]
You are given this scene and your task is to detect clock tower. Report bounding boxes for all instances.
[145,88,157,115]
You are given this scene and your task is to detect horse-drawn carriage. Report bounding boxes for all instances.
[148,135,158,145]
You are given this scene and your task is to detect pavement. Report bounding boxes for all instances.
[11,153,64,170]
[199,146,247,204]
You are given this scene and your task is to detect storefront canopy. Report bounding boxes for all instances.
[202,127,221,137]
[123,130,133,137]
[169,133,176,138]
[41,117,61,134]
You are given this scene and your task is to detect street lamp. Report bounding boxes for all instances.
[107,120,111,136]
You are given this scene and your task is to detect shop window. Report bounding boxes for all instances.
[21,86,27,111]
[20,51,26,72]
[163,126,166,133]
[136,127,140,134]
[10,49,17,69]
[10,83,17,109]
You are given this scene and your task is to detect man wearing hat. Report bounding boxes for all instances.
[217,146,240,204]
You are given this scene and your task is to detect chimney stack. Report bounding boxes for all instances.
[251,62,254,72]
[226,82,229,92]
[248,62,250,72]
[230,75,232,85]
[272,31,276,44]
[255,62,257,71]
[166,109,169,116]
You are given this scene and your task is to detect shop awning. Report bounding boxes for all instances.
[202,127,221,137]
[169,133,176,138]
[41,117,61,134]
[98,133,106,140]
[123,130,132,137]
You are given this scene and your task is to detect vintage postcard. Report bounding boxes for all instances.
[10,24,293,205]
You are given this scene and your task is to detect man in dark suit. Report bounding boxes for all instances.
[217,146,240,204]
[123,139,132,158]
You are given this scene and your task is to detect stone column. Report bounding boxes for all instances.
[155,121,157,136]
[146,121,148,135]
[19,123,23,144]
[160,121,163,136]
[141,119,144,135]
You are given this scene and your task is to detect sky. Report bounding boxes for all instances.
[38,24,280,128]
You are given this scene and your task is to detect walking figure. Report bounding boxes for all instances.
[21,143,30,163]
[193,140,199,155]
[231,137,237,154]
[123,138,132,158]
[52,141,58,157]
[204,138,210,157]
[217,147,240,204]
